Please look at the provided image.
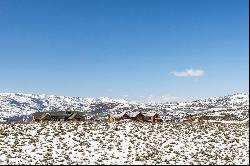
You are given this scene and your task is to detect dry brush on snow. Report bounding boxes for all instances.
[0,121,249,165]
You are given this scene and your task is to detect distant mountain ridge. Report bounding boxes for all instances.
[0,93,248,121]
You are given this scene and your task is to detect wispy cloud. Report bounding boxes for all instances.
[171,69,205,77]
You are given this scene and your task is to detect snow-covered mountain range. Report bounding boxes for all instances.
[0,93,248,121]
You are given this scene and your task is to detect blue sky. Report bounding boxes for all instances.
[0,0,248,101]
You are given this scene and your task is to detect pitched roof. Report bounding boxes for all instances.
[48,111,71,117]
[110,112,128,118]
[33,111,85,120]
[129,111,142,118]
[39,113,50,120]
[68,112,84,120]
[145,112,158,117]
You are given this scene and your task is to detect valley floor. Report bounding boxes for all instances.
[0,121,249,165]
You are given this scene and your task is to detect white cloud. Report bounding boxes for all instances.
[171,69,205,77]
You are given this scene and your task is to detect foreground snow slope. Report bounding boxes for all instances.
[0,121,248,165]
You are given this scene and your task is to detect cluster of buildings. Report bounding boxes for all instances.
[108,111,162,123]
[27,110,248,124]
[32,110,162,123]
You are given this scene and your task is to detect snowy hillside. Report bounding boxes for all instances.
[0,121,248,165]
[0,93,135,121]
[0,93,249,165]
[180,93,249,108]
[0,93,248,121]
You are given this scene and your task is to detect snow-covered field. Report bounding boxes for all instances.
[0,121,248,165]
